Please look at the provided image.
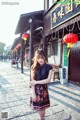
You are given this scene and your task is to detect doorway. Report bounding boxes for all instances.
[68,41,80,85]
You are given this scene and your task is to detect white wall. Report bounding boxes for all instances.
[48,42,61,65]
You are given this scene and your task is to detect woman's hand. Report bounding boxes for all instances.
[30,80,37,86]
[32,93,37,102]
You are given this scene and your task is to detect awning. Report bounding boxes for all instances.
[11,37,21,50]
[15,10,44,34]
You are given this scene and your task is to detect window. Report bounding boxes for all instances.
[48,43,52,57]
[49,0,57,8]
[52,41,58,55]
[49,0,53,8]
[48,40,58,57]
[44,0,48,10]
[53,0,57,4]
[44,0,57,10]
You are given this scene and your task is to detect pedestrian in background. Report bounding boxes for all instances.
[30,49,52,120]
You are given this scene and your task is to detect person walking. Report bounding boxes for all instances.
[30,49,53,120]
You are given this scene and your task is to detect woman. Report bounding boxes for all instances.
[30,49,53,120]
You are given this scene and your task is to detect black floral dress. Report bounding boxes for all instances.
[30,63,52,111]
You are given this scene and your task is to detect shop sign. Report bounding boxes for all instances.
[51,0,80,29]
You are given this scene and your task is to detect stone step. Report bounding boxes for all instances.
[49,85,80,110]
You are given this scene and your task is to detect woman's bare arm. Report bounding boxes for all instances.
[30,70,52,85]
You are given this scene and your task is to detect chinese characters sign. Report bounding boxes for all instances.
[51,0,80,29]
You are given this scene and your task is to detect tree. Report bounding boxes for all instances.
[0,42,5,55]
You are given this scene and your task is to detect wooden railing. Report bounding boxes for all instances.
[51,64,60,81]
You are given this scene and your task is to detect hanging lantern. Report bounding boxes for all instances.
[63,33,78,44]
[16,43,21,49]
[17,43,21,48]
[63,33,78,57]
[13,48,17,53]
[22,33,29,44]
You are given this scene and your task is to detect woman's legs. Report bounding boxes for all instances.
[38,109,45,120]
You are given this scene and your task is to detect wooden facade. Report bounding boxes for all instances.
[43,0,80,85]
[11,10,44,73]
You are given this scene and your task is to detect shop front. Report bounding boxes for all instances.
[12,10,44,73]
[43,0,80,85]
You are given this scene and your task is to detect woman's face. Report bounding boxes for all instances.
[37,57,45,65]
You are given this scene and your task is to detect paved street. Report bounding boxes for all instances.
[0,61,80,120]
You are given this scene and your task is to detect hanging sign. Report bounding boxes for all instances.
[51,0,80,29]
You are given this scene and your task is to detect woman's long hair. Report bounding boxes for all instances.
[31,49,47,79]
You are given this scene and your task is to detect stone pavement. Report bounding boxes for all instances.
[0,62,80,120]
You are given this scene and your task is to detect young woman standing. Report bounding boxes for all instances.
[30,49,52,120]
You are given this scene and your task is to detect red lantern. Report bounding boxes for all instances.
[63,33,78,44]
[63,33,78,57]
[16,43,21,49]
[13,48,17,52]
[18,43,21,47]
[22,33,29,41]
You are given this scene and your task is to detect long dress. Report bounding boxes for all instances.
[30,63,52,111]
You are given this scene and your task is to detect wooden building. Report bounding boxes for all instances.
[43,0,80,85]
[11,10,44,73]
